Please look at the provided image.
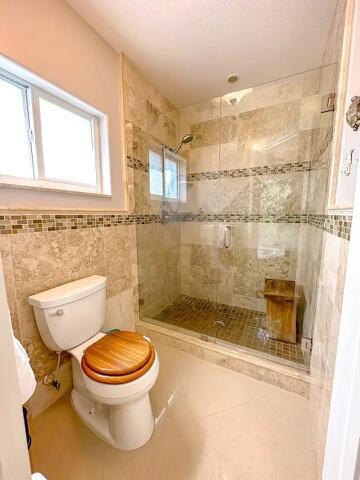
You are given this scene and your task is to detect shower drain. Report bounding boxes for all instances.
[213,320,225,327]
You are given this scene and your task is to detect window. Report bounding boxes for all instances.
[0,62,109,195]
[149,150,163,197]
[149,148,181,201]
[164,157,178,199]
[0,76,33,178]
[38,95,98,186]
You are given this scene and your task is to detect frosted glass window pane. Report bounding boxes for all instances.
[39,98,96,185]
[178,157,187,204]
[165,157,178,199]
[0,77,33,178]
[149,150,163,196]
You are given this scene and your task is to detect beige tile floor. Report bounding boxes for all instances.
[30,342,317,480]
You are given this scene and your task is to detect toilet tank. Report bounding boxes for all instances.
[28,276,106,352]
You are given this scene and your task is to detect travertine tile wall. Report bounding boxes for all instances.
[0,54,181,416]
[177,71,323,312]
[179,222,300,312]
[122,56,183,315]
[136,223,180,316]
[309,230,348,472]
[304,0,350,475]
[0,220,139,415]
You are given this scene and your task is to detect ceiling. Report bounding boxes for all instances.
[66,0,337,107]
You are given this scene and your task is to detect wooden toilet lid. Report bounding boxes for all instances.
[81,345,155,384]
[83,331,152,376]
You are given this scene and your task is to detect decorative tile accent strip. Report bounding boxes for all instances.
[0,213,160,235]
[127,154,328,181]
[0,212,352,239]
[127,155,148,172]
[178,212,352,239]
[128,142,332,180]
[177,212,307,224]
[308,213,352,240]
[186,161,312,182]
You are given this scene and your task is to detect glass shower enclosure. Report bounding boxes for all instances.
[133,65,335,371]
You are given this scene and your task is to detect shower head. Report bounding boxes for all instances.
[173,133,193,155]
[181,133,193,145]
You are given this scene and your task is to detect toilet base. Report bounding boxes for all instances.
[70,389,155,450]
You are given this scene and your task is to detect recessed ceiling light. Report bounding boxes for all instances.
[227,74,239,83]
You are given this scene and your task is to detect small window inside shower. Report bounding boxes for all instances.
[149,150,163,197]
[149,149,181,201]
[164,157,178,199]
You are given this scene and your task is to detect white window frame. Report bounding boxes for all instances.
[0,69,35,180]
[0,56,111,196]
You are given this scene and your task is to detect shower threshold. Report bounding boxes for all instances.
[145,295,306,369]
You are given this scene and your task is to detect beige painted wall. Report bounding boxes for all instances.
[0,0,126,210]
[0,0,139,417]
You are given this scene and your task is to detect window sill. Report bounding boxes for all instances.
[0,181,112,198]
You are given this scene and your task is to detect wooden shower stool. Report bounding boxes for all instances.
[264,278,297,344]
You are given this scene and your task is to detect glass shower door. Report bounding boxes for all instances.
[137,68,323,369]
[176,97,223,342]
[210,70,322,366]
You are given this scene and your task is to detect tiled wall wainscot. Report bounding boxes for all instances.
[0,215,139,416]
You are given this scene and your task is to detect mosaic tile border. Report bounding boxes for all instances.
[127,156,321,180]
[0,213,160,234]
[308,213,352,240]
[178,212,352,240]
[128,156,331,181]
[186,161,312,182]
[0,212,352,240]
[177,212,307,223]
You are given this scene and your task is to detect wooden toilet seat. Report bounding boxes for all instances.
[81,331,155,384]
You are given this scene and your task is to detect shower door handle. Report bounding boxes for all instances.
[224,225,231,248]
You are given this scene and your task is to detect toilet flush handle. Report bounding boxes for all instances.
[50,309,64,316]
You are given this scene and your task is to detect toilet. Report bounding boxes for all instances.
[28,275,159,451]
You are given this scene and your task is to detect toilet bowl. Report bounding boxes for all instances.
[28,276,159,450]
[69,331,159,450]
